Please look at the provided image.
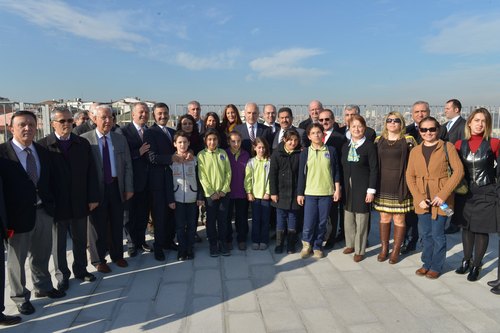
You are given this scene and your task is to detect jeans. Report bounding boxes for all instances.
[175,202,197,253]
[251,199,270,244]
[205,196,230,246]
[418,213,447,273]
[276,208,298,231]
[302,195,332,250]
[226,198,249,243]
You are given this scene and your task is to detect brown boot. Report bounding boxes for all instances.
[389,225,406,264]
[377,223,391,262]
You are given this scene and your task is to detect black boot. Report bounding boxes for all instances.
[274,230,284,254]
[455,259,470,274]
[286,230,297,254]
[467,266,481,281]
[488,241,500,287]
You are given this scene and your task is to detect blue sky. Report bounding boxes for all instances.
[1,0,500,106]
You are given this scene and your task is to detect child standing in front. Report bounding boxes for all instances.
[297,123,341,259]
[198,129,232,257]
[170,131,204,261]
[245,137,271,250]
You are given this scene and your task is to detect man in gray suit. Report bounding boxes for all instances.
[82,105,134,273]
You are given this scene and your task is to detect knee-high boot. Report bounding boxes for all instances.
[378,223,391,262]
[488,239,500,288]
[389,225,405,264]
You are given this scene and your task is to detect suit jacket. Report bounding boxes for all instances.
[72,119,96,136]
[444,116,466,144]
[298,117,313,130]
[234,123,268,154]
[38,133,100,221]
[271,126,307,150]
[406,123,448,144]
[143,123,176,192]
[0,140,55,233]
[121,123,149,192]
[0,177,9,239]
[337,125,377,142]
[81,130,134,203]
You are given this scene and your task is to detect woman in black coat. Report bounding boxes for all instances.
[269,129,302,254]
[341,115,378,262]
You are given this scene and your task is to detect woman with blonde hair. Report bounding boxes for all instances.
[374,111,417,264]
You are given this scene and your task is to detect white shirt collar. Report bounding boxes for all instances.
[350,136,366,147]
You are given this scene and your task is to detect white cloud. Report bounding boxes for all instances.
[0,0,147,51]
[249,48,328,81]
[175,49,240,70]
[423,14,500,55]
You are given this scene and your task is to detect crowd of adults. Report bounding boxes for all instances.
[0,98,498,326]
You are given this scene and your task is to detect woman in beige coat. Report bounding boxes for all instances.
[406,116,464,279]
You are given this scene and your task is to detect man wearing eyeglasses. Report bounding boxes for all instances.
[38,107,100,292]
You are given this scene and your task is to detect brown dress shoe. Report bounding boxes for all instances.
[114,258,128,268]
[343,247,354,254]
[96,263,111,273]
[425,270,440,279]
[353,254,364,262]
[415,267,428,276]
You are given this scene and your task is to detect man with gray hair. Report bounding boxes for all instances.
[73,110,89,127]
[299,100,323,130]
[187,100,204,133]
[73,102,99,135]
[337,105,376,142]
[234,102,268,154]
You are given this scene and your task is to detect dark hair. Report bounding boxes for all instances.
[419,116,440,129]
[446,99,462,112]
[252,136,270,159]
[278,107,293,118]
[174,130,190,143]
[221,104,242,131]
[306,122,324,135]
[10,110,37,126]
[177,114,200,136]
[204,112,221,131]
[228,129,242,139]
[203,128,220,142]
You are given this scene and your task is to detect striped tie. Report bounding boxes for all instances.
[249,125,255,142]
[25,147,38,185]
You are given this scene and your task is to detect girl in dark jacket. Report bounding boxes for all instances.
[269,129,302,254]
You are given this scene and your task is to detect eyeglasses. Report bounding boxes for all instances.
[419,127,438,133]
[386,118,402,124]
[54,119,74,124]
[318,118,331,122]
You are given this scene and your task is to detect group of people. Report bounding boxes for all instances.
[0,98,499,326]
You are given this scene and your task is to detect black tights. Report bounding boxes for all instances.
[462,229,489,267]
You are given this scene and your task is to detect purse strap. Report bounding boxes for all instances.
[442,142,453,176]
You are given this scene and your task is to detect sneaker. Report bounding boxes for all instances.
[252,243,260,250]
[312,249,324,259]
[259,243,268,250]
[300,241,312,259]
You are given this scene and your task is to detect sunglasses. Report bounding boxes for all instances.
[386,118,402,124]
[419,127,438,133]
[54,119,74,124]
[318,118,331,122]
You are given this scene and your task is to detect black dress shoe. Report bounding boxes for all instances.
[491,285,500,295]
[323,238,335,250]
[57,279,69,292]
[17,301,35,315]
[186,251,195,260]
[455,259,470,274]
[154,250,165,261]
[141,244,152,252]
[127,247,138,257]
[487,278,500,288]
[445,224,460,234]
[35,288,66,299]
[194,233,202,243]
[177,251,188,261]
[163,242,179,251]
[467,266,481,281]
[75,272,96,282]
[0,314,22,325]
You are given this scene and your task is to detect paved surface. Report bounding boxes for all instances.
[2,214,500,333]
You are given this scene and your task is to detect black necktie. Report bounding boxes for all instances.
[25,147,38,185]
[102,136,113,184]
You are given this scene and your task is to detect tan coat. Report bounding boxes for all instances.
[406,140,464,218]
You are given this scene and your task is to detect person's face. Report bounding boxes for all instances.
[263,106,276,124]
[188,103,201,121]
[308,126,324,145]
[419,120,439,143]
[385,115,402,134]
[132,104,149,127]
[308,101,322,121]
[95,108,114,135]
[154,107,170,126]
[174,136,190,154]
[205,134,218,151]
[343,109,357,126]
[52,111,74,138]
[229,134,241,151]
[278,111,293,130]
[75,114,89,126]
[226,107,237,123]
[206,116,217,129]
[10,114,36,146]
[254,142,266,158]
[245,105,259,125]
[444,101,459,120]
[350,119,366,140]
[318,111,334,131]
[412,104,429,124]
[181,118,194,133]
[284,136,299,151]
[468,112,486,136]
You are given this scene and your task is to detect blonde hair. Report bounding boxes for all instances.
[381,111,406,139]
[464,107,492,140]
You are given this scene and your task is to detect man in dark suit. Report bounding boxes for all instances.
[262,104,280,134]
[188,100,204,133]
[38,107,100,292]
[443,99,466,144]
[299,100,323,130]
[0,111,64,316]
[121,102,152,257]
[271,107,307,150]
[0,178,22,325]
[73,102,98,135]
[405,100,447,144]
[337,105,376,142]
[235,102,270,154]
[143,102,177,261]
[82,105,134,273]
